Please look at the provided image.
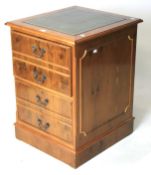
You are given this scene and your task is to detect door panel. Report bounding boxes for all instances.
[79,35,132,134]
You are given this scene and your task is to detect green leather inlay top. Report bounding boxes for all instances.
[24,6,126,36]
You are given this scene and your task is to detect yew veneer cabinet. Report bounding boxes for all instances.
[6,6,143,167]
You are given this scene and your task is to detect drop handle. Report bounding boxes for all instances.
[33,67,47,84]
[37,118,50,131]
[44,123,50,130]
[36,95,49,106]
[32,45,46,58]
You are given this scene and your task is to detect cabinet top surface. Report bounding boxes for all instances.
[7,6,142,44]
[23,6,127,36]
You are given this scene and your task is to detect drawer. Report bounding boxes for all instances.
[13,59,71,96]
[17,105,73,142]
[16,81,72,118]
[11,31,71,69]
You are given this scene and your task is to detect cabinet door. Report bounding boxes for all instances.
[78,34,134,135]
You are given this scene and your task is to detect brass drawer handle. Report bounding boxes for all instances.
[33,67,47,84]
[44,123,50,130]
[32,45,46,58]
[36,95,49,106]
[37,118,50,131]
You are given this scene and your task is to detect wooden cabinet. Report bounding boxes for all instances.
[7,6,142,168]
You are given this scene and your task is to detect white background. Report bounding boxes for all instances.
[0,0,151,174]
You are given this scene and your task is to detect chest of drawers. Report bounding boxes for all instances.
[7,6,142,167]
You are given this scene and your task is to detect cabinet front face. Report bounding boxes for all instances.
[11,31,74,146]
[78,32,135,136]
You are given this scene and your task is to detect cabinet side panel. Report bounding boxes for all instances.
[76,26,137,147]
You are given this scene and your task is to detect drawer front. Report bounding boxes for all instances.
[12,32,71,69]
[13,59,71,96]
[18,105,72,142]
[16,81,72,118]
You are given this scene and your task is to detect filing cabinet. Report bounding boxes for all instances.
[7,6,142,167]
